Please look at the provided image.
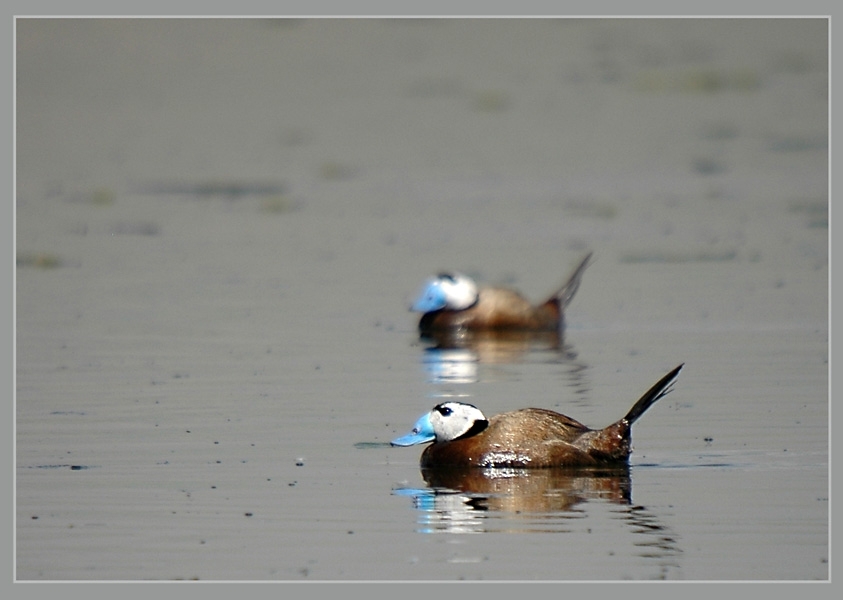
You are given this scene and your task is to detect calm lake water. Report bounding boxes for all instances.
[15,18,828,581]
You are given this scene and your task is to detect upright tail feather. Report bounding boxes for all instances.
[549,252,593,308]
[622,364,684,426]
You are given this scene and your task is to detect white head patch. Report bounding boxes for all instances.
[429,402,488,441]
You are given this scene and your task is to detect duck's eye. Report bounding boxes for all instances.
[436,406,453,417]
[438,273,457,283]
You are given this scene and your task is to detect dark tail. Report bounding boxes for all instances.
[623,364,684,426]
[547,252,593,308]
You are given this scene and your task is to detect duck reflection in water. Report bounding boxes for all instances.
[394,465,683,569]
[420,326,581,385]
[393,467,633,534]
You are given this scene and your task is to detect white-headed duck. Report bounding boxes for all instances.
[391,364,683,468]
[411,252,592,333]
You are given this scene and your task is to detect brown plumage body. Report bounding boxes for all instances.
[419,408,629,468]
[420,288,562,331]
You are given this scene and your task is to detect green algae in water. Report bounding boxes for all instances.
[354,442,392,449]
[620,250,738,264]
[17,253,63,269]
[788,198,828,228]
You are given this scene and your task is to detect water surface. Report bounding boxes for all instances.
[15,18,828,581]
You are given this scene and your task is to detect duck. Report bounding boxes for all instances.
[411,252,592,333]
[391,364,683,468]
